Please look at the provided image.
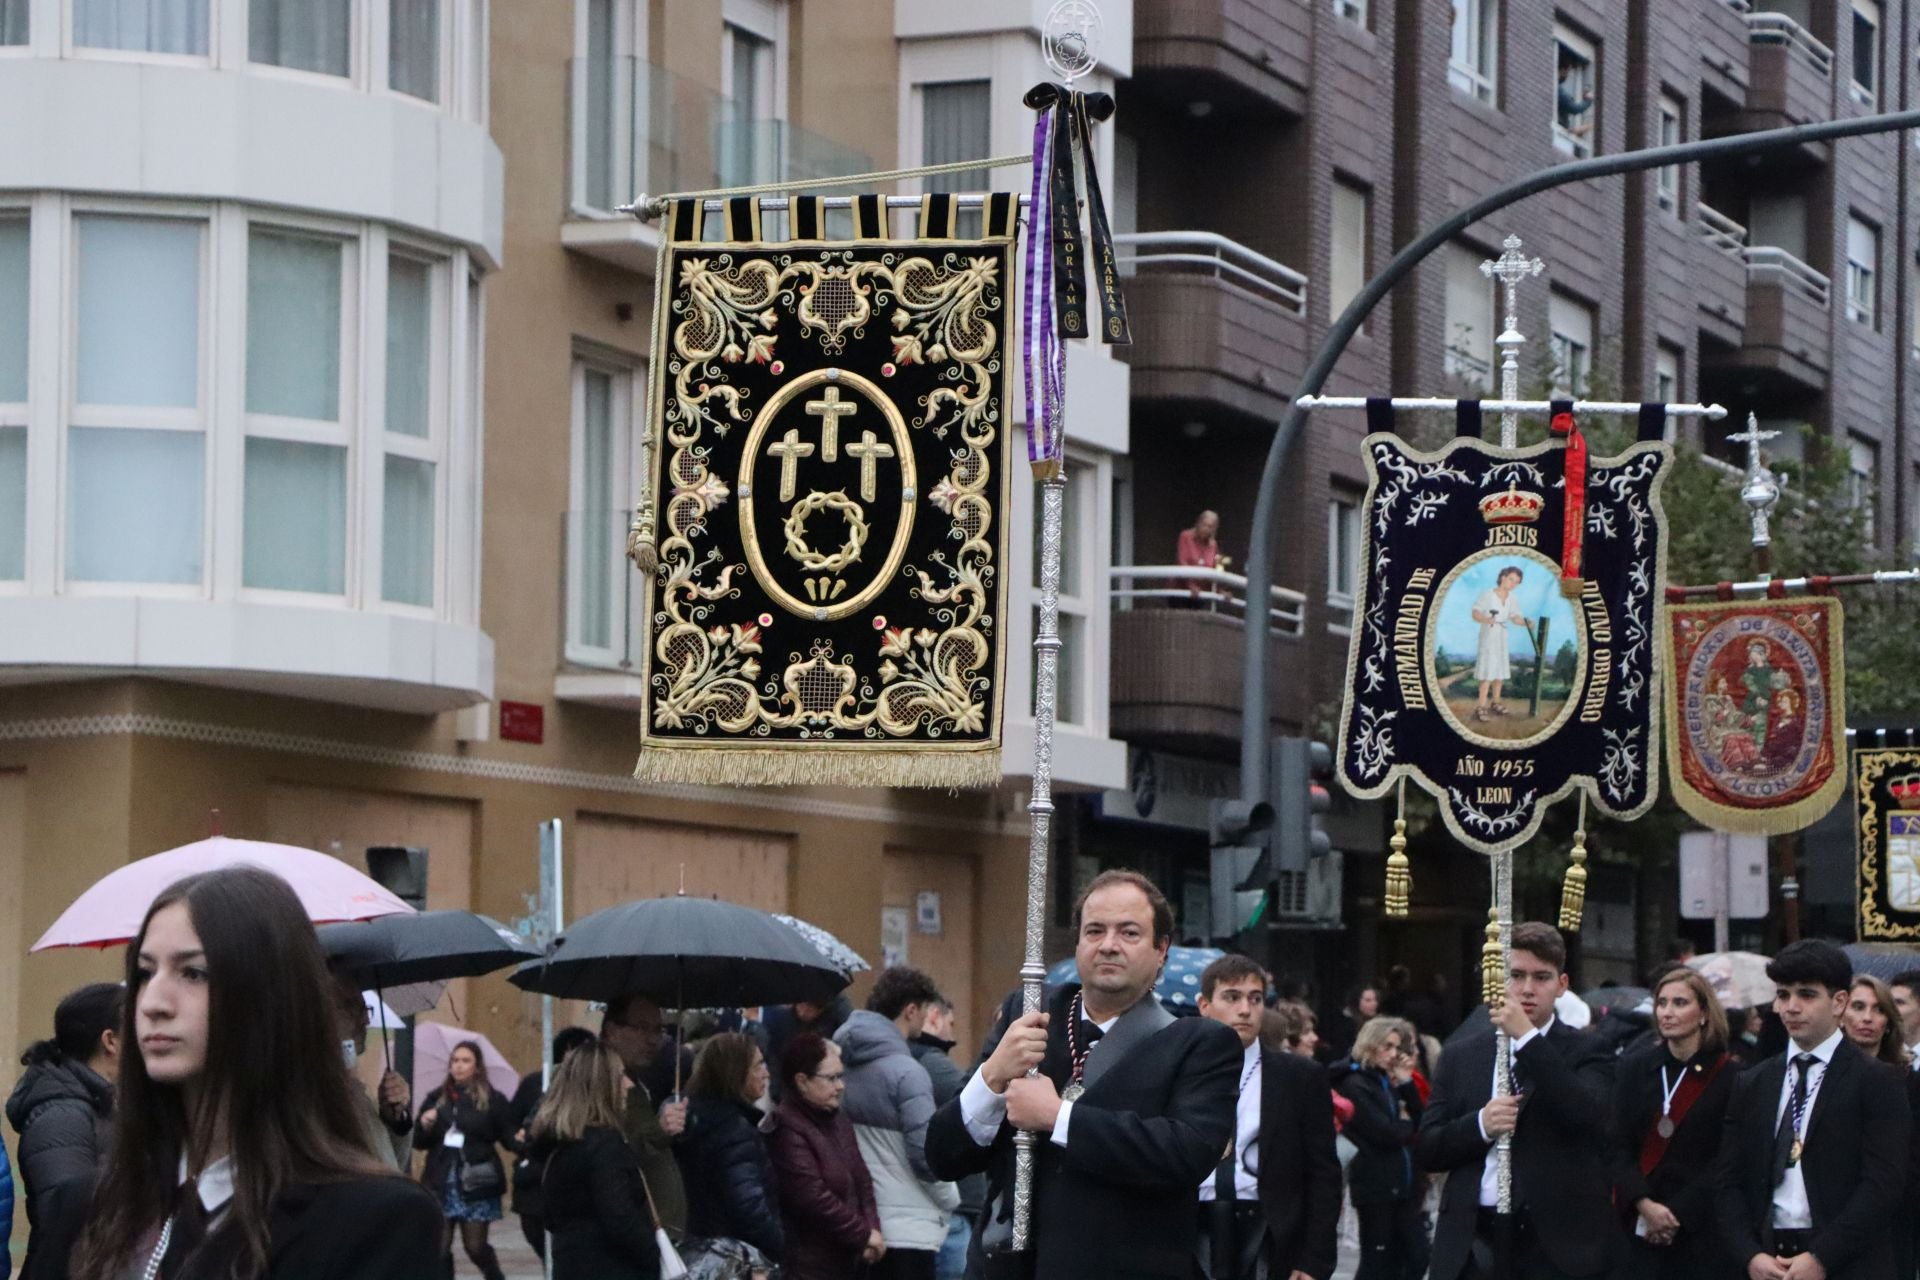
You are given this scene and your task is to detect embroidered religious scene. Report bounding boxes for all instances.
[1659,597,1848,834]
[1335,416,1672,854]
[1857,748,1920,939]
[630,194,1021,788]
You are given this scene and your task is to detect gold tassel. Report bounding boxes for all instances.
[1558,794,1589,932]
[1383,778,1410,917]
[626,504,658,576]
[1481,906,1505,1007]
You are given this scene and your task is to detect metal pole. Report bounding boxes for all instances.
[1012,473,1066,1251]
[1492,844,1515,1214]
[1664,566,1920,597]
[1240,108,1920,803]
[1714,830,1731,955]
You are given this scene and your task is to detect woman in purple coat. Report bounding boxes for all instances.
[765,1032,883,1279]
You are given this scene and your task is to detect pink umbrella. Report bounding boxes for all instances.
[411,1020,521,1106]
[32,836,414,951]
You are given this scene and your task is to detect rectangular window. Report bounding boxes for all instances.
[725,23,774,120]
[0,0,24,45]
[921,81,991,196]
[382,454,435,606]
[1847,215,1878,326]
[1849,434,1878,542]
[1330,179,1369,326]
[246,229,342,422]
[0,427,21,580]
[580,0,618,212]
[1656,94,1683,214]
[719,13,778,187]
[67,426,204,583]
[243,438,347,593]
[1655,345,1681,407]
[74,0,208,55]
[1549,290,1596,397]
[0,218,25,404]
[1334,0,1366,24]
[1852,0,1879,106]
[1449,0,1498,104]
[568,358,636,664]
[1327,497,1360,609]
[1444,243,1494,389]
[1554,27,1597,159]
[250,0,350,77]
[389,0,440,102]
[386,255,431,437]
[76,215,201,409]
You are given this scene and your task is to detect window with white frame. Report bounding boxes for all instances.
[244,227,352,595]
[1327,497,1360,627]
[1548,290,1595,397]
[68,214,207,586]
[920,81,991,195]
[390,0,442,103]
[1655,345,1681,408]
[1849,434,1878,541]
[720,0,785,187]
[1847,214,1878,326]
[1334,0,1366,25]
[1330,179,1369,327]
[1449,0,1498,105]
[568,354,638,666]
[1,1,25,44]
[1553,27,1597,158]
[383,251,438,608]
[249,0,350,76]
[74,0,208,55]
[1033,461,1095,727]
[1852,0,1880,106]
[1444,243,1494,388]
[1656,93,1683,214]
[0,215,24,581]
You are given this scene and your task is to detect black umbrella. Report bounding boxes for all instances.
[508,895,850,1010]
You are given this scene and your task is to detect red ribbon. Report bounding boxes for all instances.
[1637,1053,1729,1175]
[1551,411,1586,592]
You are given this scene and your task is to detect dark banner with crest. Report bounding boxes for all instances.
[1336,430,1671,852]
[632,194,1018,787]
[1858,747,1920,940]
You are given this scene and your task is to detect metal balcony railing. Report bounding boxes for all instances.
[1109,565,1307,636]
[1745,245,1832,307]
[1112,231,1310,315]
[1718,0,1752,11]
[1698,202,1750,257]
[1746,12,1834,79]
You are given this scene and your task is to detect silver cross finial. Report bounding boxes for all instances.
[1727,412,1784,549]
[1042,0,1103,85]
[1480,235,1543,448]
[1481,235,1545,323]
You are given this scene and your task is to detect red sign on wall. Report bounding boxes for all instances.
[499,701,545,744]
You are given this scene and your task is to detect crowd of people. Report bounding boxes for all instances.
[6,861,1920,1280]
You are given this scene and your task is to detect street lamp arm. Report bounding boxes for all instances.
[1240,108,1920,800]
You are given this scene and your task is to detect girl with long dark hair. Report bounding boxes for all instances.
[9,982,122,1280]
[1610,968,1737,1280]
[66,866,441,1280]
[677,1031,784,1264]
[414,1039,518,1280]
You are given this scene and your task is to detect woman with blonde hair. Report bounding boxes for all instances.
[528,1040,660,1280]
[1335,1017,1427,1280]
[1610,967,1737,1279]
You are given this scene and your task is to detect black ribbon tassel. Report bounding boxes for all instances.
[1025,82,1130,346]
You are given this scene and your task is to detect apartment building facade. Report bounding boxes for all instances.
[0,0,1137,1100]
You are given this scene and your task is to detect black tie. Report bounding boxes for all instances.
[1772,1053,1815,1185]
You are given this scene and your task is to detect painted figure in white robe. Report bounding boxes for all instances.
[1470,565,1529,721]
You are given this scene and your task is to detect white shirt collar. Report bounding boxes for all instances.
[1790,1028,1844,1065]
[178,1154,236,1214]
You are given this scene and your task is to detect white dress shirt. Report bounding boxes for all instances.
[959,1010,1119,1148]
[1907,1039,1920,1072]
[1771,1028,1843,1230]
[1478,1016,1551,1207]
[1197,1041,1262,1201]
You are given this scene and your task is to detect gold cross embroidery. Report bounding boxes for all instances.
[844,431,896,502]
[768,429,815,502]
[805,386,859,462]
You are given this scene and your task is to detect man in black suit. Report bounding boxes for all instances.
[1416,921,1620,1280]
[1715,939,1909,1280]
[926,869,1240,1280]
[1193,954,1340,1280]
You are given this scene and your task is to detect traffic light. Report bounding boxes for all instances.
[366,846,429,911]
[1272,737,1334,873]
[1208,798,1275,938]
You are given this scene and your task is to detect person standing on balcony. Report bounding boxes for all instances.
[1177,511,1224,609]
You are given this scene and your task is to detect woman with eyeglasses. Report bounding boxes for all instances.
[1609,967,1737,1280]
[1336,1017,1428,1280]
[765,1032,881,1280]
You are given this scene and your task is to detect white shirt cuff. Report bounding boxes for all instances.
[958,1070,1006,1147]
[1477,1112,1491,1145]
[1050,1098,1074,1147]
[1513,1026,1542,1054]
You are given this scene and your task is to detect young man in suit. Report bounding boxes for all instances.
[1193,954,1341,1280]
[1716,939,1909,1280]
[1416,921,1620,1280]
[925,869,1240,1280]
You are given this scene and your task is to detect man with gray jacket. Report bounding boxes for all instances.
[838,966,962,1280]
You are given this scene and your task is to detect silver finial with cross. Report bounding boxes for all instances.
[1727,412,1784,551]
[1481,235,1544,448]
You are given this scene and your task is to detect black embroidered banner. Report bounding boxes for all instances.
[1857,748,1920,940]
[1335,431,1672,852]
[633,196,1017,787]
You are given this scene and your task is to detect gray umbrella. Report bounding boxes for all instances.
[509,894,850,1008]
[773,913,870,975]
[1843,943,1920,983]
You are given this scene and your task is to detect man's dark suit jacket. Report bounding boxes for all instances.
[1415,1020,1620,1280]
[1713,1037,1909,1280]
[1255,1049,1341,1280]
[925,983,1239,1280]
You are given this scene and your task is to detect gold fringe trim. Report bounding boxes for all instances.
[1558,821,1589,933]
[1481,906,1505,1006]
[633,746,1004,790]
[1383,778,1411,917]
